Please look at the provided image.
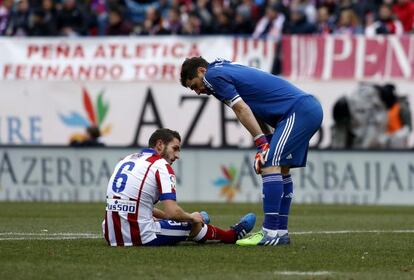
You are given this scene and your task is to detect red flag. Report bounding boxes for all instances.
[83,87,96,125]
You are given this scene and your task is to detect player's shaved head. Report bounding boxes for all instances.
[180,56,208,87]
[149,128,181,148]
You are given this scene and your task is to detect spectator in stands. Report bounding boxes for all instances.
[80,0,106,36]
[89,0,107,36]
[333,0,372,26]
[56,0,87,36]
[0,0,411,37]
[124,0,157,25]
[0,0,13,35]
[330,96,354,149]
[252,3,285,40]
[211,10,234,34]
[28,8,57,36]
[316,5,335,34]
[41,0,58,34]
[293,0,317,24]
[157,0,172,18]
[333,8,363,34]
[139,6,168,35]
[317,0,337,16]
[6,0,30,36]
[377,83,412,149]
[365,4,404,36]
[342,83,388,149]
[392,0,414,33]
[105,6,132,35]
[236,0,254,20]
[283,6,317,34]
[234,3,254,34]
[181,11,202,35]
[70,126,105,147]
[193,0,212,33]
[162,7,182,34]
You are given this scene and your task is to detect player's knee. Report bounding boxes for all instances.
[262,166,281,175]
[281,166,290,175]
[189,222,203,238]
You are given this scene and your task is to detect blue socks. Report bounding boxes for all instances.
[278,175,293,233]
[262,174,283,234]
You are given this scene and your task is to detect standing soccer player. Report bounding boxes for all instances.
[103,128,255,246]
[180,57,323,246]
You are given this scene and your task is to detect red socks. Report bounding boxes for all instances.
[202,225,237,243]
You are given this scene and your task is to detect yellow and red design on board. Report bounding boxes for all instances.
[213,165,240,202]
[59,87,112,142]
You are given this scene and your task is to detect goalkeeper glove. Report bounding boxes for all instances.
[254,134,270,174]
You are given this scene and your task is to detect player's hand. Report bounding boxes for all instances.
[200,211,210,224]
[190,212,204,224]
[254,134,270,174]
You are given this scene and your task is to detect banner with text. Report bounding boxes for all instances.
[1,80,414,148]
[1,36,413,81]
[282,35,414,80]
[0,147,413,205]
[0,37,275,81]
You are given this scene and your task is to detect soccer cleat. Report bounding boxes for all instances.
[236,231,291,246]
[231,213,256,240]
[200,211,210,224]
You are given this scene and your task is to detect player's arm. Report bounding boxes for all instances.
[153,162,203,222]
[231,99,264,138]
[160,199,203,223]
[153,208,167,219]
[232,99,271,174]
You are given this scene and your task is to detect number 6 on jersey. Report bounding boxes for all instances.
[112,162,135,193]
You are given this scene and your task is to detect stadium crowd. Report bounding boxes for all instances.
[0,0,413,37]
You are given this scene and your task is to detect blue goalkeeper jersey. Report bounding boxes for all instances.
[203,59,310,127]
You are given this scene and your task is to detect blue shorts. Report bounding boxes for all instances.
[264,95,323,168]
[144,220,192,246]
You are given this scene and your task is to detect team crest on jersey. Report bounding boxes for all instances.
[170,175,176,191]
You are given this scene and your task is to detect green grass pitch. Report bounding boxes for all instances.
[0,202,413,280]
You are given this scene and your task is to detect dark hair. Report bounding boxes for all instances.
[148,128,181,148]
[377,83,397,109]
[180,56,209,87]
[87,126,101,139]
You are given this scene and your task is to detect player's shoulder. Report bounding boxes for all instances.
[151,157,170,168]
[206,59,233,79]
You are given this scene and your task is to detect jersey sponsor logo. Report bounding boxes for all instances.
[106,198,136,214]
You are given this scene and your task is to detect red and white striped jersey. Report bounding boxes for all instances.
[103,148,177,246]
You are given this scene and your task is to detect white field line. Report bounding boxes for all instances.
[0,236,101,240]
[0,229,413,241]
[292,229,414,235]
[0,232,98,236]
[0,232,101,240]
[275,271,333,276]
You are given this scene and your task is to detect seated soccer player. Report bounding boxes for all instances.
[102,128,256,246]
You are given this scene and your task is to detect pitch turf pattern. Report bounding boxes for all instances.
[0,203,414,280]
